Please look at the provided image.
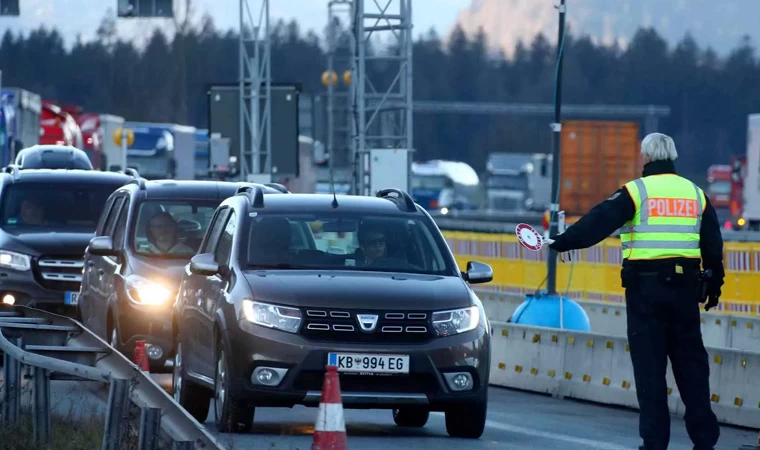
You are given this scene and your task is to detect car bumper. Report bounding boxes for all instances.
[0,269,79,309]
[224,319,490,410]
[116,300,174,368]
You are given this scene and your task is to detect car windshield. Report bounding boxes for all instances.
[412,175,449,190]
[708,180,731,195]
[487,173,528,190]
[244,212,456,276]
[132,199,220,259]
[0,181,121,232]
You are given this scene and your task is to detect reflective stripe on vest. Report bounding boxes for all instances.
[618,175,705,260]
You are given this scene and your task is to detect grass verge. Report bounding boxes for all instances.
[0,413,104,450]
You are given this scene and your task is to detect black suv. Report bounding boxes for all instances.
[172,188,494,438]
[0,165,134,312]
[79,178,287,372]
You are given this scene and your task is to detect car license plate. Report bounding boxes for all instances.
[65,291,79,305]
[328,353,409,374]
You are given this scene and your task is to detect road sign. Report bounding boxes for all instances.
[117,0,173,18]
[0,0,20,16]
[516,223,544,252]
[113,127,135,147]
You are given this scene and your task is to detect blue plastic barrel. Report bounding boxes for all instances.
[511,292,591,331]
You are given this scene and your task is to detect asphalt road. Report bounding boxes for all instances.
[199,387,759,450]
[3,370,757,449]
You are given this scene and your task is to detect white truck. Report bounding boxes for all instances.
[743,114,760,230]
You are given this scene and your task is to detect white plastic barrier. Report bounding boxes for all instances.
[489,321,760,429]
[477,290,760,352]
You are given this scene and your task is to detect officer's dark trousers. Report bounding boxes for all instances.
[624,272,720,450]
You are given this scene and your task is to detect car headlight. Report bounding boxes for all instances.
[432,306,480,337]
[0,250,31,271]
[241,300,302,333]
[124,275,172,306]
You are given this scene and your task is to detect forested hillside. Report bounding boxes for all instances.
[1,12,757,180]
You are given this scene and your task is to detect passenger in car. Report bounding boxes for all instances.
[20,199,46,225]
[144,211,193,254]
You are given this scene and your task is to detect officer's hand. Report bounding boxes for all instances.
[543,238,555,247]
[704,294,719,312]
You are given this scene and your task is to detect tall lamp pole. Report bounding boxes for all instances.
[546,0,567,296]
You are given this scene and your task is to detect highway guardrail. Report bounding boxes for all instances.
[431,212,760,242]
[0,305,224,449]
[445,231,760,312]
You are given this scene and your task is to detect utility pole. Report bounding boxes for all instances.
[546,0,566,295]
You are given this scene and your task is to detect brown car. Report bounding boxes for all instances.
[171,187,493,438]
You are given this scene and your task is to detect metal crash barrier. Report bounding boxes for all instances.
[444,230,760,315]
[0,305,224,449]
[489,321,760,430]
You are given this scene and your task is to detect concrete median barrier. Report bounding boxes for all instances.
[488,321,760,430]
[478,289,760,352]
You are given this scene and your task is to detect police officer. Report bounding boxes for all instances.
[546,132,723,450]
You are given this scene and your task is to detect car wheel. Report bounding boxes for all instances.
[444,398,487,439]
[214,344,254,433]
[173,341,212,423]
[392,407,429,427]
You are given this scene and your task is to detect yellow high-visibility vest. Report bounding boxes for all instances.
[619,174,706,260]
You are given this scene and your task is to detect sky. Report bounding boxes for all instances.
[0,0,469,47]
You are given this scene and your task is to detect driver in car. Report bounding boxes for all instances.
[144,211,193,255]
[20,199,46,225]
[358,224,388,265]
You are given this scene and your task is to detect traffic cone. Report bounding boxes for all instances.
[134,340,149,372]
[311,365,346,450]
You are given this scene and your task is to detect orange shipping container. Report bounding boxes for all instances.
[559,120,642,216]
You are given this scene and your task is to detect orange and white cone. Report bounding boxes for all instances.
[311,365,346,450]
[134,340,149,372]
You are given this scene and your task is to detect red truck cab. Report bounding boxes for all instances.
[706,164,732,209]
[62,105,106,170]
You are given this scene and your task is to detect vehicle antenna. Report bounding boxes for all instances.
[330,156,339,208]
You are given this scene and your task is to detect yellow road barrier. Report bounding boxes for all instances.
[443,231,760,316]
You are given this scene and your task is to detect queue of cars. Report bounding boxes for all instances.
[0,145,496,439]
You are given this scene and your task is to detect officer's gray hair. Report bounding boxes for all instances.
[641,132,678,162]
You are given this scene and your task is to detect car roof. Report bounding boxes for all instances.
[1,168,133,185]
[127,179,284,200]
[236,193,422,215]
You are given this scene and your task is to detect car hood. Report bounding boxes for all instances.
[242,270,473,311]
[0,229,94,256]
[128,256,189,288]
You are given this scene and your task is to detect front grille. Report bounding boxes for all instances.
[33,256,84,292]
[293,371,438,394]
[299,308,433,344]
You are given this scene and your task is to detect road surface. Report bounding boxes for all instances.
[199,387,758,450]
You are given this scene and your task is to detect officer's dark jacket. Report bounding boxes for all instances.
[549,159,725,296]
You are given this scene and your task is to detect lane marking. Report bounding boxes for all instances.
[430,413,633,450]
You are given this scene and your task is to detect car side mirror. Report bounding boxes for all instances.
[190,253,219,276]
[464,261,493,284]
[88,236,117,256]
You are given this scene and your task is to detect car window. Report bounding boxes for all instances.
[0,181,123,233]
[112,200,130,249]
[131,199,220,259]
[103,197,125,237]
[200,207,229,254]
[215,210,236,265]
[244,211,457,276]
